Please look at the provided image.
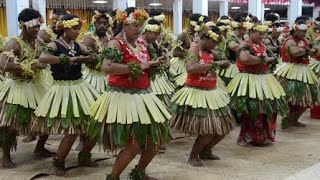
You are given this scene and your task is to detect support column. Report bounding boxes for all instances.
[127,0,136,8]
[173,0,183,34]
[248,0,263,20]
[192,0,208,16]
[113,0,127,10]
[32,0,46,27]
[219,0,229,17]
[6,0,30,37]
[288,0,302,24]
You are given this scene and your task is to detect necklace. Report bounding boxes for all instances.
[60,37,77,56]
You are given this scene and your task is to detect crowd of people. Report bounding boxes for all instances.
[0,6,319,180]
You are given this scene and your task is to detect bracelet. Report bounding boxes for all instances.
[128,62,143,82]
[59,54,70,65]
[211,62,218,71]
[259,56,266,64]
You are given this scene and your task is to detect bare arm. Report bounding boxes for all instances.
[37,29,52,44]
[0,39,23,73]
[78,43,95,63]
[39,42,61,64]
[228,40,241,52]
[186,47,212,73]
[238,44,275,65]
[286,39,307,57]
[173,33,188,58]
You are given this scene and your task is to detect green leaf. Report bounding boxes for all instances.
[61,117,71,129]
[248,99,259,120]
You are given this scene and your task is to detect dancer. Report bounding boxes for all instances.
[275,20,320,128]
[0,8,54,168]
[310,17,320,119]
[32,14,100,176]
[170,25,235,167]
[88,8,171,180]
[227,21,288,146]
[219,14,246,85]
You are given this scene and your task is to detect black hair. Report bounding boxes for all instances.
[190,13,202,22]
[147,18,161,26]
[295,16,309,23]
[265,13,278,23]
[149,9,161,17]
[53,8,67,16]
[220,15,229,20]
[202,15,210,23]
[94,10,111,23]
[56,14,79,38]
[273,22,282,28]
[233,13,246,23]
[216,22,226,27]
[315,16,320,21]
[18,8,41,23]
[114,7,137,36]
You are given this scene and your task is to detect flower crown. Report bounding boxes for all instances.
[19,17,44,29]
[293,23,308,31]
[196,24,220,42]
[144,24,161,32]
[218,25,230,31]
[153,14,166,22]
[56,18,84,30]
[115,9,149,25]
[92,10,113,27]
[217,18,231,25]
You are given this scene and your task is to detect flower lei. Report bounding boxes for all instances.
[19,17,44,29]
[91,10,113,27]
[115,9,149,25]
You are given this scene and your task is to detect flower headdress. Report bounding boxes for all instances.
[144,23,161,33]
[190,15,205,28]
[115,9,149,25]
[49,9,71,22]
[217,16,231,25]
[153,14,166,22]
[292,23,308,31]
[196,23,220,42]
[92,10,114,27]
[56,17,84,30]
[19,17,44,29]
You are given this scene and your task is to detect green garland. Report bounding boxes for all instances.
[59,54,70,66]
[128,62,143,82]
[85,48,103,71]
[43,45,56,55]
[147,43,169,80]
[100,47,123,63]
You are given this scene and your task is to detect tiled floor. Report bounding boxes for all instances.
[1,110,320,180]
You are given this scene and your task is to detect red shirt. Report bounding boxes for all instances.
[237,40,269,72]
[281,36,309,64]
[186,50,217,89]
[108,38,151,89]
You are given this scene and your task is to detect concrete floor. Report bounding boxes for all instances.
[1,110,320,180]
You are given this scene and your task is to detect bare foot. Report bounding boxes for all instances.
[1,159,16,169]
[237,139,250,147]
[34,148,56,157]
[199,152,221,160]
[293,122,306,127]
[188,157,203,167]
[22,135,37,143]
[55,168,67,177]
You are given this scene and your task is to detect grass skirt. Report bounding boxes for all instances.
[227,73,289,120]
[218,63,239,82]
[0,77,47,134]
[170,57,186,75]
[310,58,320,76]
[88,86,172,150]
[32,79,100,135]
[151,73,176,106]
[275,62,320,107]
[170,86,235,136]
[83,67,109,93]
